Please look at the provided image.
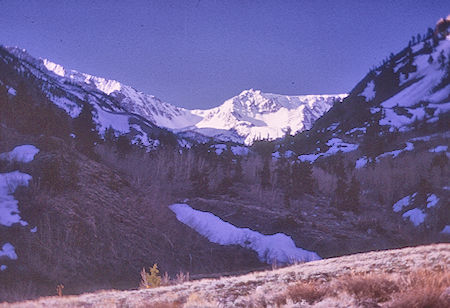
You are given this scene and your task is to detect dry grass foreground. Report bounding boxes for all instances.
[2,243,449,308]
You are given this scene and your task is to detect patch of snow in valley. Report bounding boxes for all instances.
[346,127,367,135]
[429,145,448,153]
[393,193,416,212]
[7,87,16,96]
[0,243,17,260]
[402,208,426,227]
[169,203,321,264]
[0,243,18,271]
[426,194,439,208]
[355,157,368,169]
[0,145,39,163]
[392,192,441,227]
[441,225,450,235]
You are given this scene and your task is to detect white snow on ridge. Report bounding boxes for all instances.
[0,145,39,163]
[169,203,320,264]
[379,39,450,129]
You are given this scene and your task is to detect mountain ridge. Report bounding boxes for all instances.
[2,46,345,145]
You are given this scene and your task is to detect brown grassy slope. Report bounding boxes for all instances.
[0,128,263,302]
[3,243,448,308]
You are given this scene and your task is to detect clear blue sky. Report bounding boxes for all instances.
[1,0,449,109]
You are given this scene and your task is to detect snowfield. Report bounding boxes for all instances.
[0,171,32,227]
[169,203,320,264]
[0,145,40,270]
[0,145,39,163]
[391,192,441,227]
[299,138,358,163]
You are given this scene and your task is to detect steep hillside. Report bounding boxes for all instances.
[0,127,265,302]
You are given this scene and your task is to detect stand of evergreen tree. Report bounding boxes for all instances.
[73,101,99,157]
[290,161,314,197]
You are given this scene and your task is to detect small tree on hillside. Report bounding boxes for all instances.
[116,134,132,158]
[260,158,271,189]
[290,161,314,197]
[190,166,209,196]
[345,176,361,212]
[12,82,35,133]
[233,158,243,182]
[374,61,400,102]
[73,101,99,156]
[0,84,11,123]
[333,176,348,210]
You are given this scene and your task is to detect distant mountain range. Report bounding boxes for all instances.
[0,47,345,145]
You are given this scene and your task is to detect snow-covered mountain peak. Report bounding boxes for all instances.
[41,58,123,95]
[0,45,345,145]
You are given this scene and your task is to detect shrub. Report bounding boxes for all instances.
[286,281,328,304]
[389,269,450,308]
[140,264,161,289]
[338,273,399,302]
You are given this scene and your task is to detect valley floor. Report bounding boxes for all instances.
[3,243,449,308]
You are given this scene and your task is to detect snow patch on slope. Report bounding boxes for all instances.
[169,203,320,264]
[0,171,32,227]
[402,208,426,226]
[0,145,39,163]
[299,138,358,163]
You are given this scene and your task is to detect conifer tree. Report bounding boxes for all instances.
[374,61,400,102]
[233,158,243,182]
[334,176,347,210]
[12,82,35,133]
[190,166,209,196]
[73,101,99,155]
[345,176,361,212]
[116,134,132,158]
[0,84,10,123]
[275,154,290,189]
[290,161,314,197]
[260,158,271,189]
[437,50,446,69]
